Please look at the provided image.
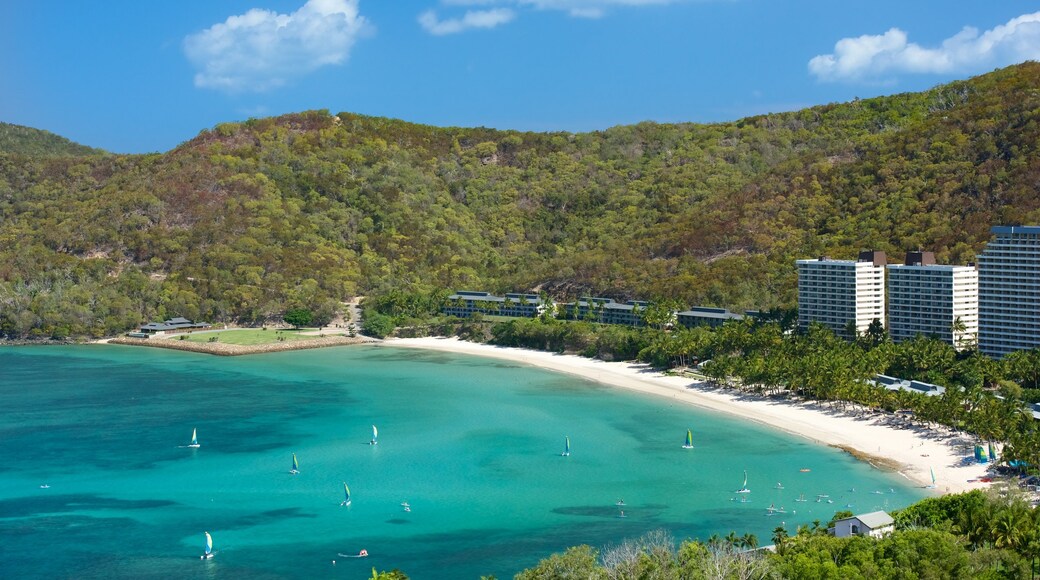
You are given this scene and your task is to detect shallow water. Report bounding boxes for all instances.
[0,345,925,578]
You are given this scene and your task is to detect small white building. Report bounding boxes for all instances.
[831,511,895,539]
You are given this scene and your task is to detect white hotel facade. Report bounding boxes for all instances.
[886,252,978,348]
[796,251,886,339]
[977,225,1040,358]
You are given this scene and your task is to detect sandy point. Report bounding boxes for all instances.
[381,336,993,495]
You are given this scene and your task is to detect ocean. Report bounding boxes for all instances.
[0,344,925,578]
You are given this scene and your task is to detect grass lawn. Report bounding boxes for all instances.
[178,328,329,346]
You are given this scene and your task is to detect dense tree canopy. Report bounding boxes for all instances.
[5,63,1040,338]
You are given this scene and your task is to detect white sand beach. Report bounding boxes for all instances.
[383,337,994,495]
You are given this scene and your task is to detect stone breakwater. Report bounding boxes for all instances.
[109,335,377,356]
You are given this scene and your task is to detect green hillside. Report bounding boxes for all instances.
[0,122,105,157]
[3,63,1040,339]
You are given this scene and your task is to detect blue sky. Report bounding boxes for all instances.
[2,1,1039,153]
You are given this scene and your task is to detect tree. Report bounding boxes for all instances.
[283,308,313,329]
[514,545,606,580]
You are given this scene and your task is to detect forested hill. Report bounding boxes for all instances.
[0,122,105,157]
[3,63,1040,339]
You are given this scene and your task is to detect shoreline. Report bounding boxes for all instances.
[381,337,993,495]
[107,334,376,356]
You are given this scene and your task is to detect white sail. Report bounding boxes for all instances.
[371,425,378,444]
[188,428,200,448]
[200,531,213,559]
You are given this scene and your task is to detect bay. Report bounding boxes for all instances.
[0,344,925,578]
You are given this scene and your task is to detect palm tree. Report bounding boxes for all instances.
[771,526,789,555]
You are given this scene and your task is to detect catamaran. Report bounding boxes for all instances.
[200,531,213,560]
[340,482,351,506]
[735,470,750,494]
[370,425,378,445]
[290,453,300,475]
[187,428,200,449]
[682,429,694,449]
[561,436,571,457]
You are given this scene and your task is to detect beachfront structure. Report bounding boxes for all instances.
[136,317,211,336]
[886,251,978,349]
[796,251,886,338]
[561,298,648,327]
[675,307,744,329]
[873,374,946,397]
[977,226,1040,358]
[832,511,895,539]
[443,291,545,318]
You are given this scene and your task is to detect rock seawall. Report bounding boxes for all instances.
[109,335,376,356]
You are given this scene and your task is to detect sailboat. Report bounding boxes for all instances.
[340,482,351,506]
[200,531,214,560]
[795,493,807,502]
[682,429,694,449]
[926,467,937,489]
[370,425,378,446]
[735,470,750,494]
[561,436,571,457]
[289,453,300,475]
[187,428,200,449]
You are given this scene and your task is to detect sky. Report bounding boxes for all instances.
[2,1,1040,153]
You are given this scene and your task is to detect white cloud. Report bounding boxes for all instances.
[184,0,370,92]
[519,0,678,18]
[421,0,683,32]
[810,12,1040,83]
[419,8,516,35]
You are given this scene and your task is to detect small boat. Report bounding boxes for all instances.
[799,468,811,472]
[682,429,694,449]
[775,482,784,490]
[616,499,625,506]
[403,505,411,512]
[200,531,214,560]
[617,510,626,518]
[872,490,884,495]
[401,501,410,508]
[289,453,300,475]
[340,482,351,506]
[735,470,750,494]
[370,425,378,446]
[926,467,937,489]
[766,503,777,514]
[187,427,200,449]
[561,436,571,457]
[39,484,50,489]
[794,494,807,502]
[337,549,369,558]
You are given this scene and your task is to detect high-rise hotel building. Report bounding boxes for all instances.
[978,225,1040,358]
[886,252,978,348]
[796,251,886,338]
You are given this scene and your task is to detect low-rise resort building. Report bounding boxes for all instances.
[675,307,744,329]
[561,297,649,326]
[444,291,544,318]
[129,317,211,338]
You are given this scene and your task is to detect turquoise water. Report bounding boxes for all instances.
[0,345,926,578]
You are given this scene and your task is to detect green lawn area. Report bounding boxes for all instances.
[178,328,328,346]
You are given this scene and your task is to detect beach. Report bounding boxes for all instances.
[383,337,993,495]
